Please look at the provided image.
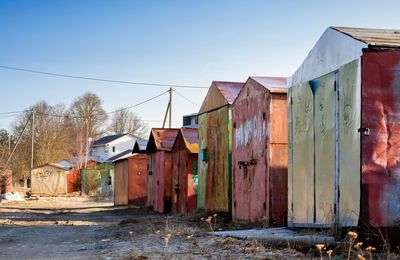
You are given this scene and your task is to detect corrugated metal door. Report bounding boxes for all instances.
[172,151,179,213]
[153,151,165,212]
[291,82,315,225]
[178,150,187,213]
[128,155,147,206]
[114,160,128,205]
[290,72,337,226]
[233,97,252,221]
[338,59,361,226]
[313,73,336,225]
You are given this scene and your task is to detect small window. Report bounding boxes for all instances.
[112,146,115,153]
[200,149,208,162]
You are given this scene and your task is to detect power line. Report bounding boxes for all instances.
[172,89,200,107]
[106,90,169,114]
[0,90,170,122]
[0,110,27,115]
[0,65,209,89]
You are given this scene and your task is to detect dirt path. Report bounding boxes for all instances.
[0,197,306,259]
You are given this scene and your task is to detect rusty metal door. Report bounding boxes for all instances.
[146,153,154,207]
[172,151,180,213]
[128,155,148,206]
[153,151,165,212]
[178,150,187,213]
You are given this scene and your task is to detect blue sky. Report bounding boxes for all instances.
[1,0,399,131]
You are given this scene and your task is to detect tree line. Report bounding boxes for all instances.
[0,92,148,180]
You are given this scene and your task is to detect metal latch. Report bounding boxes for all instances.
[358,127,370,136]
[238,159,257,169]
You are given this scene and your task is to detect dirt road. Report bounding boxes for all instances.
[0,197,304,259]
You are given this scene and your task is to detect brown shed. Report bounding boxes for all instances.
[198,81,244,213]
[113,151,148,206]
[171,128,199,214]
[146,128,179,213]
[232,76,288,225]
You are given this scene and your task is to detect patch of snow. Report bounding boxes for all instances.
[0,191,25,203]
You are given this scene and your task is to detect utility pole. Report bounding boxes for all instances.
[162,87,173,128]
[8,134,11,156]
[30,109,35,186]
[169,87,172,128]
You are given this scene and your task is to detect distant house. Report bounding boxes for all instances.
[182,113,198,127]
[56,160,74,170]
[89,133,144,163]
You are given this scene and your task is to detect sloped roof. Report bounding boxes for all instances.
[199,81,244,114]
[250,76,288,93]
[92,133,128,146]
[291,26,400,87]
[108,149,133,163]
[214,81,244,104]
[32,163,68,171]
[332,27,400,48]
[180,127,199,154]
[146,128,179,152]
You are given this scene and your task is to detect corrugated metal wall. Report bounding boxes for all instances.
[361,50,400,227]
[197,114,207,209]
[269,93,288,226]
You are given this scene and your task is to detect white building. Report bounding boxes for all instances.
[89,133,144,163]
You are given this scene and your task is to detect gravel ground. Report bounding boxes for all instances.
[1,196,396,259]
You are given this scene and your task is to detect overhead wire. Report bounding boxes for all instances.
[0,65,209,89]
[0,90,169,120]
[172,89,200,107]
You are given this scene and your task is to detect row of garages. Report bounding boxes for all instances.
[136,27,400,235]
[27,27,400,238]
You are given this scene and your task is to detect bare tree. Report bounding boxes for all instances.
[68,92,108,166]
[109,109,148,137]
[9,101,70,179]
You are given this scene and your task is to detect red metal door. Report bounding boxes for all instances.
[178,150,187,213]
[153,151,165,213]
[128,154,147,206]
[171,151,180,213]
